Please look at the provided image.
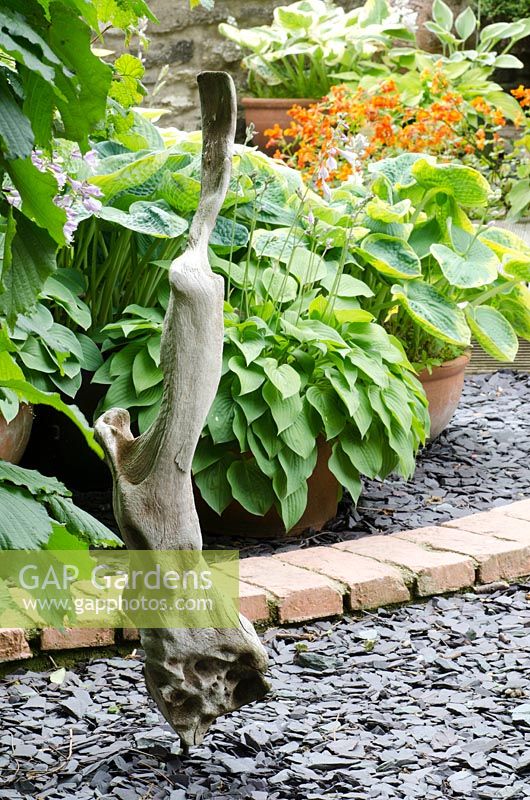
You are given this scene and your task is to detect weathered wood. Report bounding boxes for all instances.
[95,71,269,748]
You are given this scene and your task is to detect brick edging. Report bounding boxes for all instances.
[1,500,529,662]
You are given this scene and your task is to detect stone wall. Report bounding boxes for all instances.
[108,0,360,132]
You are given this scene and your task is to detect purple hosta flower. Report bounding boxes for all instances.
[82,196,102,214]
[62,206,78,243]
[317,164,330,182]
[83,149,98,169]
[5,188,21,208]
[30,150,46,172]
[326,155,338,172]
[83,182,103,198]
[307,210,315,226]
[321,181,332,202]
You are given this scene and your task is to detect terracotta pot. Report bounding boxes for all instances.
[196,439,339,539]
[418,354,470,440]
[0,404,33,464]
[242,97,316,152]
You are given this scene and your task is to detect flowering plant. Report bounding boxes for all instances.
[219,0,415,99]
[265,73,530,218]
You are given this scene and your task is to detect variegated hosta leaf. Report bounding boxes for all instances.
[501,255,530,282]
[392,280,471,347]
[359,234,421,279]
[412,160,490,207]
[466,305,518,362]
[430,231,499,288]
[479,226,530,260]
[98,200,188,238]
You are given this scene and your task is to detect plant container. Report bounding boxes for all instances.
[196,439,339,539]
[0,404,33,464]
[242,97,315,152]
[418,354,470,440]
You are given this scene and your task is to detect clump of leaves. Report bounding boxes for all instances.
[0,461,121,550]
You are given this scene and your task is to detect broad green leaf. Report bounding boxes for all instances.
[388,419,416,478]
[262,361,301,399]
[132,347,162,393]
[359,234,421,279]
[479,226,530,260]
[194,456,235,515]
[277,446,317,497]
[0,380,103,457]
[348,344,389,387]
[432,0,454,31]
[368,152,426,189]
[502,255,530,282]
[41,274,91,330]
[252,412,283,458]
[430,239,499,288]
[496,286,530,339]
[210,216,249,252]
[340,426,382,480]
[229,356,265,396]
[99,200,188,238]
[0,352,24,381]
[0,78,34,158]
[5,157,66,244]
[366,198,411,224]
[235,389,267,423]
[91,150,169,200]
[261,268,298,303]
[289,248,328,284]
[392,281,471,347]
[306,384,346,439]
[0,461,68,496]
[0,485,53,549]
[247,427,276,478]
[320,273,373,298]
[207,379,235,444]
[280,405,317,459]
[277,483,308,531]
[262,382,303,433]
[328,441,361,503]
[46,496,121,547]
[232,403,248,452]
[455,6,476,39]
[227,459,274,516]
[325,367,360,416]
[412,160,490,207]
[466,305,518,362]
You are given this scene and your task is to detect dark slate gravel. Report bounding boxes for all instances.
[232,371,530,558]
[1,583,530,799]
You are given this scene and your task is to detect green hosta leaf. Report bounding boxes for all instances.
[340,426,383,480]
[455,6,476,39]
[0,380,103,457]
[412,160,490,207]
[262,361,300,399]
[432,0,454,31]
[0,351,24,381]
[353,385,374,438]
[262,382,303,433]
[325,367,360,416]
[392,281,471,347]
[207,379,235,444]
[466,306,518,362]
[227,459,274,517]
[479,226,530,260]
[277,483,308,531]
[0,461,68,497]
[277,446,317,497]
[502,255,530,282]
[496,286,530,339]
[229,330,266,366]
[229,356,265,396]
[41,274,91,330]
[430,240,499,289]
[320,273,373,298]
[99,200,188,238]
[195,456,236,515]
[232,404,248,452]
[210,216,249,253]
[261,268,298,303]
[132,348,162,393]
[359,234,421,279]
[366,198,411,224]
[251,228,306,263]
[0,78,34,159]
[0,485,53,549]
[92,151,169,200]
[289,248,328,284]
[328,442,362,504]
[348,344,389,388]
[235,389,267,424]
[78,334,103,372]
[280,406,318,460]
[388,420,416,478]
[247,427,276,479]
[306,384,346,439]
[46,496,121,547]
[252,412,283,459]
[368,152,426,190]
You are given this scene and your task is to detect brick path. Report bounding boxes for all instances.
[1,499,529,661]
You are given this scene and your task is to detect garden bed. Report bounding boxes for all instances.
[1,583,529,799]
[74,370,530,557]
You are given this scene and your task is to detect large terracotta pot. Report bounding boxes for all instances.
[242,97,315,152]
[196,439,339,539]
[0,404,33,464]
[418,354,470,440]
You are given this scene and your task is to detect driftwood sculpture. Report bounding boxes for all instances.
[95,71,269,748]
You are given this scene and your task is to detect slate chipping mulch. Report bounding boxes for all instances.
[1,583,530,800]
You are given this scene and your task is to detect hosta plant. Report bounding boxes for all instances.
[218,0,415,99]
[93,141,430,531]
[344,153,530,366]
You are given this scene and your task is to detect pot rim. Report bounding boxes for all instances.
[418,352,470,382]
